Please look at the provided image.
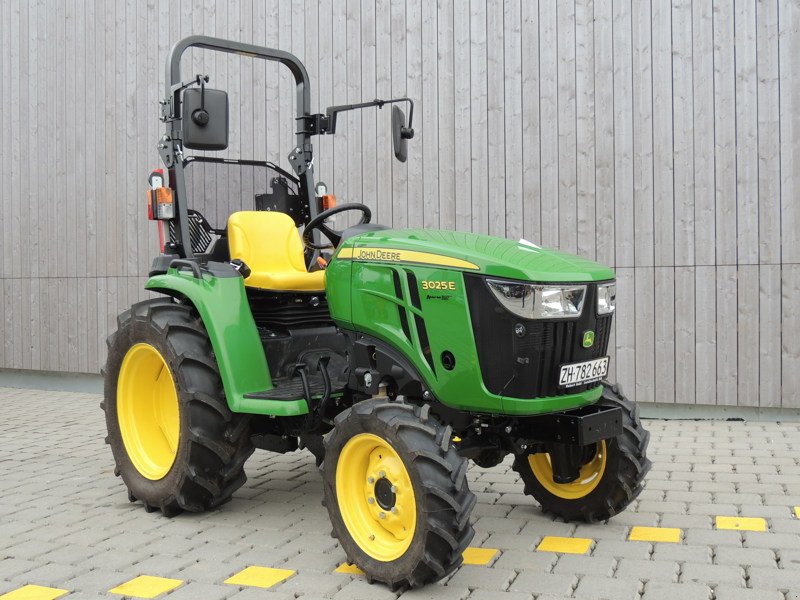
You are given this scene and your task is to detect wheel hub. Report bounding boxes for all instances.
[374,477,396,510]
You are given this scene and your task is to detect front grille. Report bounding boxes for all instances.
[464,274,613,399]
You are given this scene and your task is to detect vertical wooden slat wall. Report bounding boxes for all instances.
[0,0,798,408]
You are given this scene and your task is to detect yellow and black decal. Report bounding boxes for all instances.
[337,247,479,270]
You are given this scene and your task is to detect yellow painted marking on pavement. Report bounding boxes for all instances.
[628,526,682,543]
[536,536,593,554]
[334,563,365,575]
[224,566,295,589]
[109,575,183,598]
[462,547,499,565]
[794,506,800,519]
[0,585,69,600]
[715,516,768,532]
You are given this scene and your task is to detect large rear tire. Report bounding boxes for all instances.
[322,399,475,589]
[512,382,650,522]
[102,298,254,517]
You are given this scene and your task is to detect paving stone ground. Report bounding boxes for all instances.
[1,386,800,599]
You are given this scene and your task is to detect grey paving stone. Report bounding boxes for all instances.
[572,576,641,600]
[472,516,527,535]
[228,588,295,600]
[684,529,743,547]
[743,531,800,550]
[175,560,241,584]
[743,566,800,591]
[482,533,538,552]
[490,549,556,572]
[162,582,236,600]
[400,585,472,600]
[508,571,577,596]
[641,581,712,600]
[615,558,678,582]
[650,544,712,564]
[10,562,87,587]
[444,565,516,591]
[467,590,530,600]
[712,586,784,600]
[591,540,651,559]
[275,572,345,597]
[332,579,403,600]
[551,555,615,577]
[679,562,746,587]
[129,553,195,577]
[714,546,776,568]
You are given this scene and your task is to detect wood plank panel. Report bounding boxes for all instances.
[593,0,614,267]
[538,0,558,249]
[556,0,576,255]
[757,0,781,266]
[487,0,506,238]
[693,0,715,267]
[735,1,759,265]
[0,0,797,411]
[672,0,694,268]
[780,0,800,265]
[520,0,540,244]
[716,265,738,406]
[503,0,523,242]
[759,265,781,408]
[737,265,760,407]
[714,0,737,265]
[575,0,595,260]
[632,0,653,268]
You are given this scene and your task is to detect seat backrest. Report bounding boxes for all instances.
[227,211,306,274]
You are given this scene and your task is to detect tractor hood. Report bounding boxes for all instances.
[336,228,615,283]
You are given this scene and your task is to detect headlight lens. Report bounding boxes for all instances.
[597,282,616,315]
[486,280,586,319]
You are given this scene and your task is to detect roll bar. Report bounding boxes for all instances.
[158,35,320,258]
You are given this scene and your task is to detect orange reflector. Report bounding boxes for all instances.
[316,256,328,269]
[322,194,336,210]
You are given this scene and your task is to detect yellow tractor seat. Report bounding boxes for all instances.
[227,211,325,292]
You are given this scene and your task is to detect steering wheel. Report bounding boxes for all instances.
[303,203,372,250]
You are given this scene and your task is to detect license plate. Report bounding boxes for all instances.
[558,357,609,388]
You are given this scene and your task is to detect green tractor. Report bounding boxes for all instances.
[103,36,650,588]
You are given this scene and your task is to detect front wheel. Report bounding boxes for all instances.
[322,399,475,589]
[512,383,651,522]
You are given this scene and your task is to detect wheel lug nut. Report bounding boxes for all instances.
[367,476,375,484]
[379,471,386,478]
[379,512,386,519]
[369,534,375,540]
[391,507,398,514]
[367,497,375,504]
[390,485,397,493]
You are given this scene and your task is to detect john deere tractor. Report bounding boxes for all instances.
[103,36,650,588]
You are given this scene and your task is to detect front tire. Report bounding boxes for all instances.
[322,399,475,589]
[512,383,651,522]
[103,299,254,516]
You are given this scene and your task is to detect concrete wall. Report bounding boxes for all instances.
[1,0,799,408]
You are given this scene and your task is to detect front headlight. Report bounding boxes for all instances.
[597,282,616,315]
[486,280,586,319]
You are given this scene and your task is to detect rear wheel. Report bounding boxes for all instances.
[103,299,254,516]
[512,383,650,522]
[322,399,475,589]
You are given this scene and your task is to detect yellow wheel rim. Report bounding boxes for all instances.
[528,441,607,500]
[117,343,180,480]
[336,433,417,561]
